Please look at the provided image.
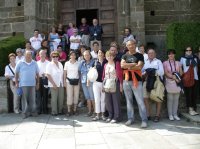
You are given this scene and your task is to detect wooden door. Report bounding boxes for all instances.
[60,0,117,48]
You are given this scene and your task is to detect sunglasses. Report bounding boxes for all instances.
[52,56,59,58]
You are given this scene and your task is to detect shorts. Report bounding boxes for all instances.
[81,83,94,100]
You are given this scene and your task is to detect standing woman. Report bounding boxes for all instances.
[46,51,64,116]
[79,50,95,116]
[64,51,80,116]
[92,49,107,121]
[180,46,199,115]
[102,51,123,123]
[4,53,20,114]
[163,49,183,120]
[48,26,60,52]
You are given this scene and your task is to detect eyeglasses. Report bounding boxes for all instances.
[52,56,58,58]
[186,50,192,52]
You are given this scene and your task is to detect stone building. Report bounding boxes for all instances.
[0,0,200,50]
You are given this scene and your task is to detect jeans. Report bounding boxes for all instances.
[123,81,147,122]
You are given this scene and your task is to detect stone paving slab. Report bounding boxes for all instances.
[0,113,200,149]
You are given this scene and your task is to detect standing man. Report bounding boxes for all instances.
[30,29,43,53]
[121,39,148,128]
[15,51,40,119]
[79,18,90,47]
[89,19,103,48]
[70,28,82,51]
[142,48,164,122]
[36,50,50,114]
[122,27,134,46]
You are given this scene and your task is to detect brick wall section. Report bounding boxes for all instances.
[0,0,24,40]
[144,0,200,54]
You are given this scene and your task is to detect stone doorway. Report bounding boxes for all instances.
[76,9,98,27]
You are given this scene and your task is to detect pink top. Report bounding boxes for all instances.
[59,51,67,61]
[102,61,123,84]
[67,28,74,37]
[163,60,181,74]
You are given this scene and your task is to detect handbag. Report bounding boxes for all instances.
[150,75,165,102]
[165,79,181,93]
[87,60,98,82]
[103,65,116,93]
[67,78,79,85]
[182,65,195,87]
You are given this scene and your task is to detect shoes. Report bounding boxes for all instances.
[154,116,160,122]
[147,116,151,121]
[174,115,180,121]
[66,112,71,117]
[78,101,85,108]
[141,121,147,128]
[90,113,96,118]
[74,111,79,116]
[125,120,134,126]
[22,113,29,119]
[169,115,174,121]
[189,108,199,116]
[110,119,117,123]
[85,112,92,117]
[106,118,111,123]
[101,115,107,121]
[92,116,100,121]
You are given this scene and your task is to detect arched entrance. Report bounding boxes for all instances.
[59,0,117,48]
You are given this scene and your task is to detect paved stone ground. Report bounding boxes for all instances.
[0,113,200,149]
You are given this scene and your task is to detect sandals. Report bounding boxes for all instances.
[92,116,100,121]
[154,116,160,122]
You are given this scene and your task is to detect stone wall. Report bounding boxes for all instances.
[117,0,145,46]
[144,0,200,53]
[24,0,58,39]
[0,77,8,113]
[0,0,24,40]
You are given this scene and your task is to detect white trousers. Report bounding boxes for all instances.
[93,81,105,113]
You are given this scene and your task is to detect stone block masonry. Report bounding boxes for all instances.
[0,77,8,113]
[0,0,24,40]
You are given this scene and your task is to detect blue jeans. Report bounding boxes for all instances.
[123,81,147,122]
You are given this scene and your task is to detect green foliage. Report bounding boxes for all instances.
[166,22,200,59]
[0,35,25,76]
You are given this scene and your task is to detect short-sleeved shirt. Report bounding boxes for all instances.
[46,61,64,87]
[121,52,144,81]
[15,60,39,87]
[79,60,94,84]
[4,64,15,81]
[70,35,81,50]
[37,60,50,77]
[29,36,43,51]
[64,60,79,82]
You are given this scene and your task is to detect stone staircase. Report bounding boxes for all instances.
[180,104,200,125]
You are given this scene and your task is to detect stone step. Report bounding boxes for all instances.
[180,112,200,125]
[197,104,200,114]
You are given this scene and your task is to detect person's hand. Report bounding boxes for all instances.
[172,75,176,80]
[15,82,19,88]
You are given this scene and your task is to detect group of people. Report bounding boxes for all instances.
[4,19,200,128]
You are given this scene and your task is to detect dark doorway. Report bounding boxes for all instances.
[76,9,98,27]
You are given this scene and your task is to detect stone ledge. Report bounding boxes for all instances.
[181,113,200,125]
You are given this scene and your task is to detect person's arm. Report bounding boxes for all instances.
[157,60,164,76]
[46,74,57,89]
[163,62,173,79]
[36,72,40,90]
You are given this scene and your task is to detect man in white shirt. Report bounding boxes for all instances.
[90,41,99,59]
[36,50,50,114]
[139,44,148,62]
[122,27,135,46]
[70,29,81,51]
[142,48,164,122]
[30,29,43,52]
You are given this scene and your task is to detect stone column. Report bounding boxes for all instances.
[0,77,8,113]
[24,0,37,39]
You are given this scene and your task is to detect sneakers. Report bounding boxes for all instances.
[141,121,147,128]
[169,115,174,121]
[174,115,180,121]
[110,119,117,123]
[106,118,111,123]
[189,107,199,116]
[101,115,107,121]
[125,120,134,126]
[92,116,100,121]
[78,101,85,108]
